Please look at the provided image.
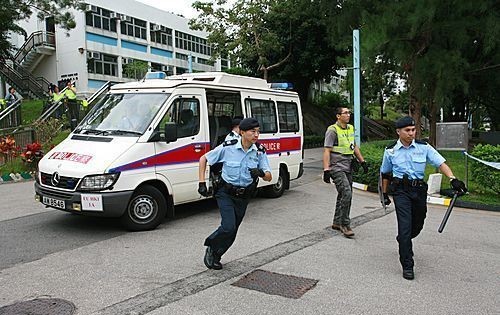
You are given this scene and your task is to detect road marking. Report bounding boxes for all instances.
[93,206,393,315]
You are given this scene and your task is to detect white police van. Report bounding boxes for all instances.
[35,72,304,231]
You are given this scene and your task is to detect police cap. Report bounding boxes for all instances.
[239,118,260,131]
[395,116,416,129]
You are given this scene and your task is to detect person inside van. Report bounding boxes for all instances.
[224,116,243,141]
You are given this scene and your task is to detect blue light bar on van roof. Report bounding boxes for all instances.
[144,71,167,80]
[269,82,294,90]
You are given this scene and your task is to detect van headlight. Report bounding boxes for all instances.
[77,173,120,191]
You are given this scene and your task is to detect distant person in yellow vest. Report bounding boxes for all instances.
[49,86,64,118]
[64,81,79,130]
[323,107,368,238]
[0,98,5,110]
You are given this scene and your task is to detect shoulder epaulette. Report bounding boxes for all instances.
[385,141,398,149]
[255,142,266,152]
[223,139,238,146]
[415,139,428,145]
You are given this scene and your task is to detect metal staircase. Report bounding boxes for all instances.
[14,31,55,72]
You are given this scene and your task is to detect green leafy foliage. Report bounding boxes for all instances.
[470,144,500,193]
[313,92,348,109]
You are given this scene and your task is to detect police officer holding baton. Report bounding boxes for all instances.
[198,118,272,270]
[380,116,467,280]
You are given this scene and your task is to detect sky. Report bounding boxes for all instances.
[136,0,200,19]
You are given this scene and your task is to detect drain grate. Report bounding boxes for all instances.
[232,269,318,299]
[0,298,76,315]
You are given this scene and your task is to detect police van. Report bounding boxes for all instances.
[34,72,304,231]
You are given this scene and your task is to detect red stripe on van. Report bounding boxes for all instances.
[258,137,301,154]
[109,143,209,173]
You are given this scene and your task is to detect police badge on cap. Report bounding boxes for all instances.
[395,116,416,128]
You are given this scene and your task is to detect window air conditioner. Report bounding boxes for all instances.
[86,5,98,12]
[109,12,118,19]
[152,24,161,31]
[92,52,101,59]
[120,15,132,22]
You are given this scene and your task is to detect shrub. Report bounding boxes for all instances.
[313,92,349,109]
[33,118,64,147]
[304,135,324,148]
[20,142,43,170]
[470,144,500,193]
[0,135,21,172]
[352,141,391,190]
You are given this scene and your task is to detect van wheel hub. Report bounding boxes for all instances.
[131,196,155,220]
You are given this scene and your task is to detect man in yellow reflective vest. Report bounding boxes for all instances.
[64,81,78,130]
[49,86,64,118]
[323,107,368,238]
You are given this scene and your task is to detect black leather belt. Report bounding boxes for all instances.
[221,180,253,198]
[393,177,426,187]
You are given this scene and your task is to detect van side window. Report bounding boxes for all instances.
[245,98,277,133]
[159,98,200,138]
[277,101,299,132]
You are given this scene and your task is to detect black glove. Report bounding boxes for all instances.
[248,168,265,179]
[198,182,209,197]
[323,170,331,183]
[451,178,467,195]
[383,193,391,206]
[360,161,369,173]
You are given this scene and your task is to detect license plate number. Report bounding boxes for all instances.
[42,196,65,209]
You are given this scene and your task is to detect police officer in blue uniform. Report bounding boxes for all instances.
[380,116,467,280]
[198,118,272,270]
[225,116,243,141]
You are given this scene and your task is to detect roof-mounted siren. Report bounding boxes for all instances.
[144,71,167,80]
[85,4,98,12]
[269,82,294,90]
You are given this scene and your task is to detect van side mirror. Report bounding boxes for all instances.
[164,122,178,143]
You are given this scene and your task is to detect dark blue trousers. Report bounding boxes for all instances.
[392,184,428,269]
[204,187,249,257]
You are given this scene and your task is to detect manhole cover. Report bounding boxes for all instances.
[0,298,76,315]
[232,269,318,299]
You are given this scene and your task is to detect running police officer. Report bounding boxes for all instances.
[380,116,467,280]
[198,118,272,270]
[323,107,368,237]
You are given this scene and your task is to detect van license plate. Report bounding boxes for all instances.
[42,196,65,209]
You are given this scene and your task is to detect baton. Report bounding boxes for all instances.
[438,192,459,233]
[378,173,386,211]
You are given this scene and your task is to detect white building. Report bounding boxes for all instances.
[11,0,226,97]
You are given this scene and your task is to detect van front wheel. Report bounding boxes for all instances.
[262,166,288,198]
[121,185,166,231]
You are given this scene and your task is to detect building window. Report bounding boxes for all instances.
[175,53,189,61]
[221,58,229,70]
[150,24,173,46]
[87,52,118,76]
[85,7,117,32]
[197,57,214,66]
[120,17,147,40]
[277,101,299,132]
[174,31,211,56]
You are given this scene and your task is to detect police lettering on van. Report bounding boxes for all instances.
[34,72,304,231]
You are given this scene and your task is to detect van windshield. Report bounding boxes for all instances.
[76,93,170,136]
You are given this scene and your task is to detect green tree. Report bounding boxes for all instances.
[0,0,83,57]
[123,60,148,80]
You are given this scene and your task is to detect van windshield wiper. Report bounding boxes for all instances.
[80,128,107,135]
[103,129,143,136]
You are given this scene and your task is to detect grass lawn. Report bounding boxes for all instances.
[21,99,45,125]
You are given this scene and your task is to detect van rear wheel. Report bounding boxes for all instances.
[262,166,288,198]
[121,185,166,231]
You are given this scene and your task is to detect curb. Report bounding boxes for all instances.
[352,181,499,212]
[0,172,35,184]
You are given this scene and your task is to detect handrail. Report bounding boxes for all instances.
[0,99,22,128]
[14,31,55,65]
[88,81,112,104]
[0,60,49,98]
[36,86,70,123]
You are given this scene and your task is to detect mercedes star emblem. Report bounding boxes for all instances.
[51,172,60,186]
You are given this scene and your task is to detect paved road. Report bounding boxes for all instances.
[0,147,498,315]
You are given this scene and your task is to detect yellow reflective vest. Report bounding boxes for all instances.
[328,123,355,155]
[52,92,64,102]
[65,88,77,100]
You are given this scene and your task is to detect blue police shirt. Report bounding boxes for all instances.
[205,140,271,187]
[380,139,445,180]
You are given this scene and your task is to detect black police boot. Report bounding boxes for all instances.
[204,246,222,270]
[403,268,414,280]
[213,252,222,270]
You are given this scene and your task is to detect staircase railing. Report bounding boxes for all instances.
[0,99,23,129]
[14,31,55,65]
[363,116,389,139]
[0,60,49,99]
[12,61,52,94]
